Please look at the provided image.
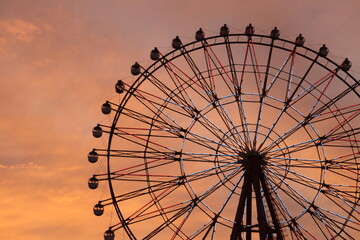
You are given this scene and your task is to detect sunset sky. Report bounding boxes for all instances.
[1,0,359,239]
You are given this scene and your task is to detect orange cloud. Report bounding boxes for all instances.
[0,19,41,42]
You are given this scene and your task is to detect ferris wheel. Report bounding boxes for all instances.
[88,24,360,240]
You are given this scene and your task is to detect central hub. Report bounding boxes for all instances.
[238,150,266,172]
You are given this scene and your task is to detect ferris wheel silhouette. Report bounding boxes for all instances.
[88,24,359,240]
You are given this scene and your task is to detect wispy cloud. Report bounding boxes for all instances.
[0,19,41,42]
[0,162,44,170]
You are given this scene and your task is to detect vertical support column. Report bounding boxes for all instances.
[252,172,269,240]
[231,171,252,240]
[259,174,284,240]
[232,152,283,239]
[246,187,252,240]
